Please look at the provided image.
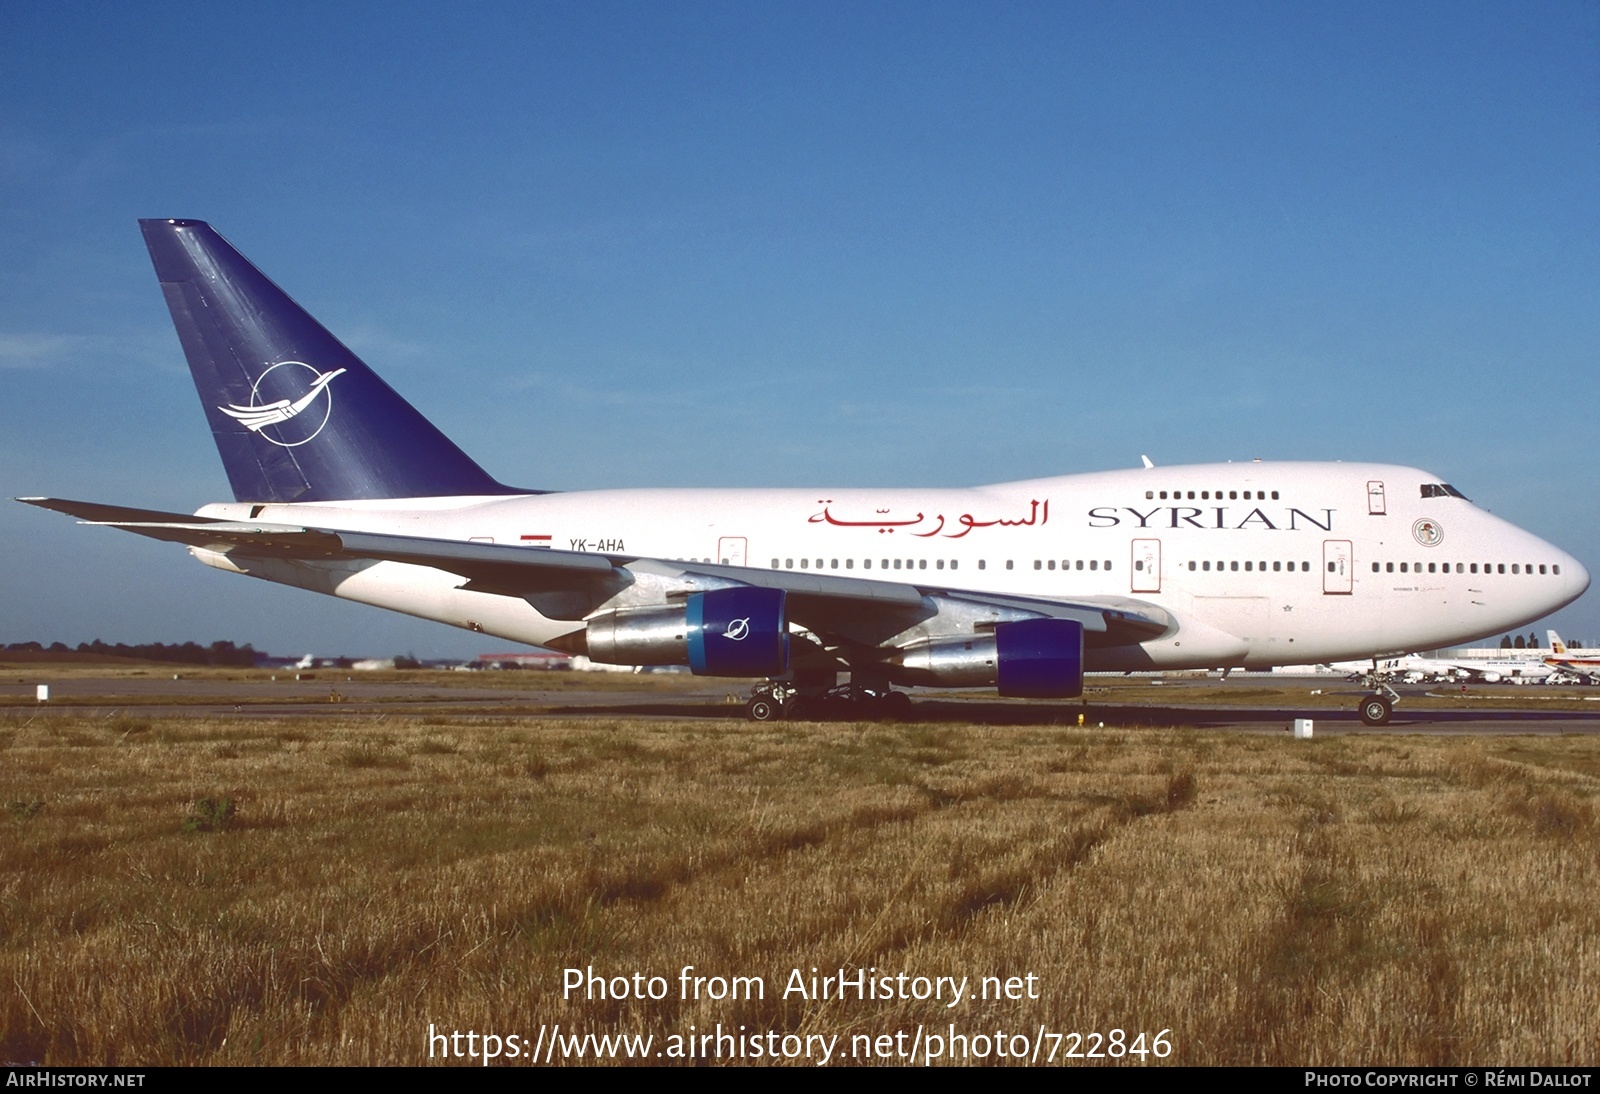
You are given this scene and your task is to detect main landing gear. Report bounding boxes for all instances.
[746,680,912,722]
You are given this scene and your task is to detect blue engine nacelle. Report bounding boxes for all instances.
[686,587,789,677]
[578,587,789,677]
[884,618,1084,698]
[993,618,1085,698]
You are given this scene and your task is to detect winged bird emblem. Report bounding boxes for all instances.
[219,368,347,432]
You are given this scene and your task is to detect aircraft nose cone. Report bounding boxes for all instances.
[1545,542,1591,613]
[1567,555,1592,602]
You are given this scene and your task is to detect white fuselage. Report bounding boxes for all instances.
[190,461,1588,671]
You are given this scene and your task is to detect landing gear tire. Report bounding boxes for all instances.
[747,696,780,722]
[785,697,812,722]
[1359,694,1393,727]
[880,690,912,721]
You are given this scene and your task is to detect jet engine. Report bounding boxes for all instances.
[564,587,789,677]
[884,618,1085,698]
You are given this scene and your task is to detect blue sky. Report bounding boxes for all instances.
[3,1,1596,657]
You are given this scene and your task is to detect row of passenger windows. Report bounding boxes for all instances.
[1373,561,1562,575]
[1186,560,1312,572]
[759,556,1564,577]
[1145,489,1279,501]
[775,557,964,571]
[770,558,1118,573]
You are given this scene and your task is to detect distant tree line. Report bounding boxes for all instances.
[3,640,260,665]
[1499,634,1585,649]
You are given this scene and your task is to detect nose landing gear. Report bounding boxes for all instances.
[1359,693,1393,726]
[1352,669,1402,726]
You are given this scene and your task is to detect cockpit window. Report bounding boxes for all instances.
[1420,483,1470,500]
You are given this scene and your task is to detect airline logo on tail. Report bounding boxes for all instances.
[218,362,347,447]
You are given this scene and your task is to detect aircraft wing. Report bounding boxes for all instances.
[19,497,1170,646]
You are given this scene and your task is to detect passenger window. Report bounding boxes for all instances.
[1231,561,1239,571]
[1090,560,1099,570]
[1006,560,1014,570]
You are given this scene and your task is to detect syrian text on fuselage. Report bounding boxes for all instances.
[1087,506,1335,531]
[803,500,1336,536]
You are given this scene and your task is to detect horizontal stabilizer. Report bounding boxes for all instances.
[16,496,223,525]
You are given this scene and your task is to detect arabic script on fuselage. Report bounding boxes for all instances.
[807,500,1048,538]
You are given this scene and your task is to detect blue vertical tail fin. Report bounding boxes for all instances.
[140,219,525,503]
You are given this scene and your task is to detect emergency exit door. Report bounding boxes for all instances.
[717,537,747,567]
[1131,538,1161,593]
[1323,540,1353,595]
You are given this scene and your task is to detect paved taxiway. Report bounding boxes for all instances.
[4,672,1597,734]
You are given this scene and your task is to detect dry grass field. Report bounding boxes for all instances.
[2,702,1597,1066]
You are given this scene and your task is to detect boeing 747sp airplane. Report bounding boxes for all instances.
[20,220,1590,725]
